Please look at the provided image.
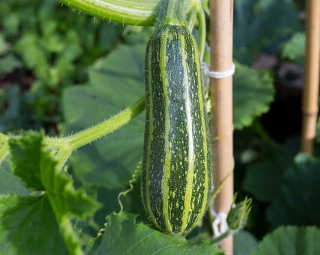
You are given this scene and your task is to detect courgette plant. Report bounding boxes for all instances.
[0,0,251,254]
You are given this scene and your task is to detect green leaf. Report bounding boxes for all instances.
[0,194,69,255]
[3,131,101,255]
[233,62,274,130]
[42,147,101,220]
[0,33,9,55]
[0,158,30,196]
[86,212,224,255]
[267,153,320,227]
[244,159,284,202]
[0,54,22,75]
[243,139,299,202]
[14,33,49,78]
[61,43,146,190]
[281,32,305,64]
[234,0,300,64]
[234,230,258,255]
[9,132,45,191]
[251,226,320,255]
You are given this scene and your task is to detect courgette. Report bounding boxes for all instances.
[141,24,212,234]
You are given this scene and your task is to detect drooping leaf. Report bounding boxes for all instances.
[251,226,320,255]
[267,153,320,227]
[86,212,224,255]
[233,62,274,130]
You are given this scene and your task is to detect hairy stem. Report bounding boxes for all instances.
[67,96,145,150]
[55,145,73,171]
[58,0,161,26]
[45,96,145,162]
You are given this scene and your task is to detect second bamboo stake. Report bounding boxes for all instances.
[301,0,320,154]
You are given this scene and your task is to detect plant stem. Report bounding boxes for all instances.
[68,96,145,150]
[188,227,237,245]
[45,96,145,153]
[156,0,191,27]
[58,0,160,26]
[55,147,73,171]
[45,96,145,170]
[211,228,236,245]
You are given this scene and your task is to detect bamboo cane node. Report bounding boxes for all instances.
[219,132,234,139]
[302,110,319,117]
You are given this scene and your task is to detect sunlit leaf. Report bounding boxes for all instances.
[0,132,101,255]
[86,212,224,255]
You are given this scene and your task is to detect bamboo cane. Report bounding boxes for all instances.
[301,0,320,154]
[210,1,234,254]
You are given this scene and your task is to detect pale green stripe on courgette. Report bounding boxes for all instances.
[160,31,173,233]
[180,36,196,231]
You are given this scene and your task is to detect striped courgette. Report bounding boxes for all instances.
[141,24,212,234]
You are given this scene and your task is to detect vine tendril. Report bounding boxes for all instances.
[117,160,142,213]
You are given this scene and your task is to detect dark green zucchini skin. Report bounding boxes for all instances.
[142,25,212,235]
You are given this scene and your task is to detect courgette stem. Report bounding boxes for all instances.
[58,96,143,150]
[58,0,160,26]
[156,0,190,27]
[45,96,145,169]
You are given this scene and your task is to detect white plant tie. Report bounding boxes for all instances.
[210,206,228,238]
[202,62,236,79]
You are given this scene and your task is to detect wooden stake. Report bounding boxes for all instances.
[301,0,320,154]
[210,1,234,254]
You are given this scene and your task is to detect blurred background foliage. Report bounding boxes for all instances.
[1,0,319,254]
